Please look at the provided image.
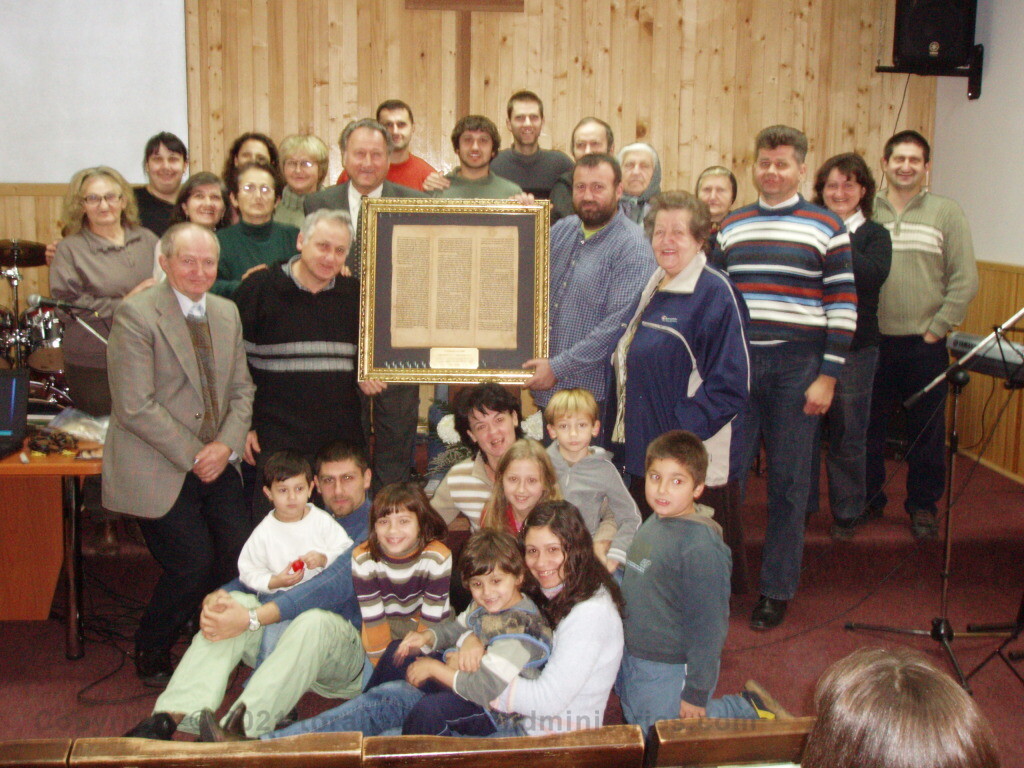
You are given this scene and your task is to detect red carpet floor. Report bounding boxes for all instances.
[1,458,1022,764]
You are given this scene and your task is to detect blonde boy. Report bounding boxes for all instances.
[543,388,640,571]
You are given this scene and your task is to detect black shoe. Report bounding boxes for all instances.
[750,596,788,631]
[910,509,938,541]
[199,705,251,742]
[275,706,299,730]
[124,712,177,740]
[830,516,862,541]
[863,503,885,520]
[135,648,173,688]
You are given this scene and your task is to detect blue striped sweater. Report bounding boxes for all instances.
[711,196,856,378]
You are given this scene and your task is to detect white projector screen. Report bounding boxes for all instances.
[0,0,188,184]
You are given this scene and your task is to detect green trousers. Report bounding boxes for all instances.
[153,593,364,736]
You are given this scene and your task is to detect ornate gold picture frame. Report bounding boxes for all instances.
[357,198,550,384]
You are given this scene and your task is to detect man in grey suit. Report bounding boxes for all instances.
[103,222,255,687]
[305,119,426,491]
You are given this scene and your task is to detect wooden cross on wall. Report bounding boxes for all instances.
[405,0,525,119]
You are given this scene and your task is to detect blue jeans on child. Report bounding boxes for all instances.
[616,651,759,734]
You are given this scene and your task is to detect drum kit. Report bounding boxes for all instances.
[0,239,73,407]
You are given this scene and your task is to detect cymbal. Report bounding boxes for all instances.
[0,239,47,268]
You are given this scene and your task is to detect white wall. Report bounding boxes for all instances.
[932,0,1021,266]
[0,0,188,184]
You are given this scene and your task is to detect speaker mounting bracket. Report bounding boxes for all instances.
[876,44,984,100]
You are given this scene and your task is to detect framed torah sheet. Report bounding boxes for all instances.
[358,198,550,385]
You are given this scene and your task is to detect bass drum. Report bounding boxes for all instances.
[20,307,65,373]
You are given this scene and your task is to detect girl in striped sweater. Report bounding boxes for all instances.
[351,482,451,687]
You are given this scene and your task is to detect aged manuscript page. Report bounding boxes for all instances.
[390,224,519,349]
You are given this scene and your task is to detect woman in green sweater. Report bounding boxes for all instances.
[213,161,299,298]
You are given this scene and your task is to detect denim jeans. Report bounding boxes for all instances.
[615,651,757,734]
[403,691,496,736]
[263,679,425,738]
[808,346,879,523]
[736,344,822,600]
[866,335,948,515]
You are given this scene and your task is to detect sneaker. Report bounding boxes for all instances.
[743,679,793,719]
[910,509,939,541]
[739,691,776,720]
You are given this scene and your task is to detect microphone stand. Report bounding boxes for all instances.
[845,315,1024,692]
[68,311,109,347]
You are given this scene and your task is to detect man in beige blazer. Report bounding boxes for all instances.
[103,222,255,687]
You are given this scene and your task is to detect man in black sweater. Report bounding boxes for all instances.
[234,209,363,513]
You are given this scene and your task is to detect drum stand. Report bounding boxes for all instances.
[1,263,24,368]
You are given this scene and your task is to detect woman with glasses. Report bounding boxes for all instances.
[274,134,330,228]
[212,161,299,298]
[50,166,158,415]
[50,166,160,555]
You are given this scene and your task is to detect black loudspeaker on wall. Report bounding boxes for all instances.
[893,0,977,71]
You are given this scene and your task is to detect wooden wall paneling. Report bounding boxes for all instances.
[0,185,64,312]
[252,0,271,132]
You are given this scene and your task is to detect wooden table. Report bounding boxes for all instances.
[0,443,101,659]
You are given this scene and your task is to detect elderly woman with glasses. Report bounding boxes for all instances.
[274,134,330,228]
[50,166,158,415]
[212,161,299,298]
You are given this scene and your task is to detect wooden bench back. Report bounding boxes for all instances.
[649,716,815,767]
[0,738,72,767]
[363,724,646,768]
[67,732,362,767]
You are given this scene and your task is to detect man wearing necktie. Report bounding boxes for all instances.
[103,222,255,687]
[305,119,426,490]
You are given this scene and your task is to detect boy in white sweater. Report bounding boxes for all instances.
[238,451,352,595]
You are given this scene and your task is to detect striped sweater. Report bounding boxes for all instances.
[430,454,493,531]
[713,196,856,378]
[351,539,452,665]
[873,191,977,337]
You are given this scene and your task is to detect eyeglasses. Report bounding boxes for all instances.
[82,193,122,207]
[284,159,316,171]
[240,184,275,197]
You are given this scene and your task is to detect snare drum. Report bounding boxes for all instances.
[20,307,65,373]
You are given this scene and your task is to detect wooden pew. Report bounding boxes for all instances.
[363,724,646,768]
[648,717,815,767]
[0,738,72,767]
[68,732,361,767]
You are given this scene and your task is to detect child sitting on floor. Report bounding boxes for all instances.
[394,529,553,736]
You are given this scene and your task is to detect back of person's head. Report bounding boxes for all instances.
[754,124,809,163]
[459,529,527,586]
[544,388,599,425]
[803,647,1000,768]
[453,382,524,451]
[645,430,708,487]
[262,450,313,488]
[313,441,368,475]
[366,481,448,560]
[883,129,931,163]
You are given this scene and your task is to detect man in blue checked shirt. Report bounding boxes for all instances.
[524,153,656,422]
